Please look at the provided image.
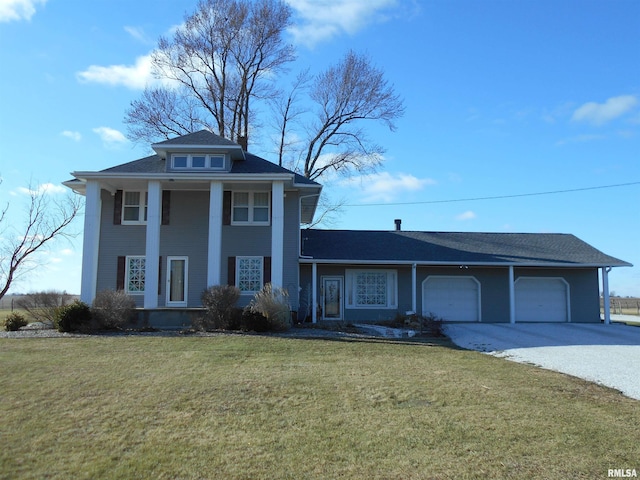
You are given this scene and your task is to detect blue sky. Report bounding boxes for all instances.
[1,0,639,297]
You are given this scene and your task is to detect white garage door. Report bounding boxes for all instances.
[422,276,480,322]
[515,277,569,322]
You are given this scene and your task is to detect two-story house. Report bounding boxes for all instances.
[65,130,630,327]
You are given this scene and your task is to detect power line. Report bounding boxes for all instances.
[344,181,640,207]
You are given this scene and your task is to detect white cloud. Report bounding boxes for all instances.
[287,0,399,47]
[17,182,66,196]
[343,171,436,202]
[455,211,476,221]
[571,95,638,126]
[61,130,81,142]
[77,54,155,90]
[93,127,128,146]
[0,0,46,23]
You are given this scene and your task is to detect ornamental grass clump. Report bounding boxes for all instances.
[248,283,291,332]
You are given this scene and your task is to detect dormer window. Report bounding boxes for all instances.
[171,154,225,170]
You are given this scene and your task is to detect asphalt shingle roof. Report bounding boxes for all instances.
[153,130,239,147]
[301,229,631,267]
[97,152,318,185]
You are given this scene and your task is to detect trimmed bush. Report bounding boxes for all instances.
[55,301,91,332]
[91,289,136,330]
[5,312,28,331]
[240,308,270,332]
[196,285,241,331]
[248,284,291,332]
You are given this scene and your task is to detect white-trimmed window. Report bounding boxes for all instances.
[122,191,148,224]
[126,256,146,295]
[232,192,270,225]
[236,256,263,293]
[171,154,225,170]
[345,269,397,309]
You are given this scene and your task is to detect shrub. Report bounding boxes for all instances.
[16,290,72,324]
[55,301,91,332]
[91,289,136,330]
[5,312,28,331]
[196,285,241,331]
[248,284,291,332]
[240,308,270,332]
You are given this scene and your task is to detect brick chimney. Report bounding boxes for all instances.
[394,219,402,231]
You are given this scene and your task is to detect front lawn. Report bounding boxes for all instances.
[1,335,637,479]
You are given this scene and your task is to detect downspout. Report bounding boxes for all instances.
[509,266,516,324]
[602,267,612,325]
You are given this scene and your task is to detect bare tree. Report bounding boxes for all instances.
[125,0,295,147]
[269,68,310,167]
[300,50,405,181]
[0,182,81,301]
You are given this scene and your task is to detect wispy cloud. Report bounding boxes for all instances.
[571,95,638,126]
[17,182,66,196]
[555,133,607,146]
[455,211,476,221]
[0,0,47,23]
[124,25,153,45]
[77,54,154,89]
[93,127,128,146]
[287,0,400,48]
[61,130,81,142]
[342,171,436,202]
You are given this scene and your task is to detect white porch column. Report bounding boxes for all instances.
[271,181,284,289]
[509,266,516,324]
[311,262,318,324]
[602,267,612,325]
[207,181,223,286]
[80,180,101,305]
[411,263,417,314]
[144,180,161,309]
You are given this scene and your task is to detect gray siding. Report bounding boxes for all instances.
[301,264,600,324]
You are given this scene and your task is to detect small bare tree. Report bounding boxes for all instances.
[125,0,295,147]
[0,182,81,302]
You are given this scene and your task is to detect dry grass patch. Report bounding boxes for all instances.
[1,335,638,479]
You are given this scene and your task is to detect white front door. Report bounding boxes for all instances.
[322,276,343,320]
[166,256,188,307]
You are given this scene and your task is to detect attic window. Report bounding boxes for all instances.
[171,154,224,170]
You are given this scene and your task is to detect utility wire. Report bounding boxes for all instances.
[343,181,640,207]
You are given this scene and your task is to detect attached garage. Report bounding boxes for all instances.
[515,277,569,322]
[423,276,481,322]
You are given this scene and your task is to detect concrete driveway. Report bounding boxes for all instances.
[443,321,640,400]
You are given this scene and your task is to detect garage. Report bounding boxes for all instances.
[422,276,480,322]
[515,277,569,322]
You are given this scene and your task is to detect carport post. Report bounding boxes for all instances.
[602,267,612,325]
[411,263,417,314]
[509,266,516,324]
[312,262,318,324]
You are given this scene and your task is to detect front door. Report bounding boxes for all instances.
[322,276,343,320]
[167,256,188,307]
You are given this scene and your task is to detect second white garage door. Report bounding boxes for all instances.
[422,276,480,322]
[515,277,569,322]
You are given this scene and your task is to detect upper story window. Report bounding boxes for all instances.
[171,154,225,170]
[232,191,270,225]
[122,191,148,224]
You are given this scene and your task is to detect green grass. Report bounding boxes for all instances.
[1,335,638,479]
